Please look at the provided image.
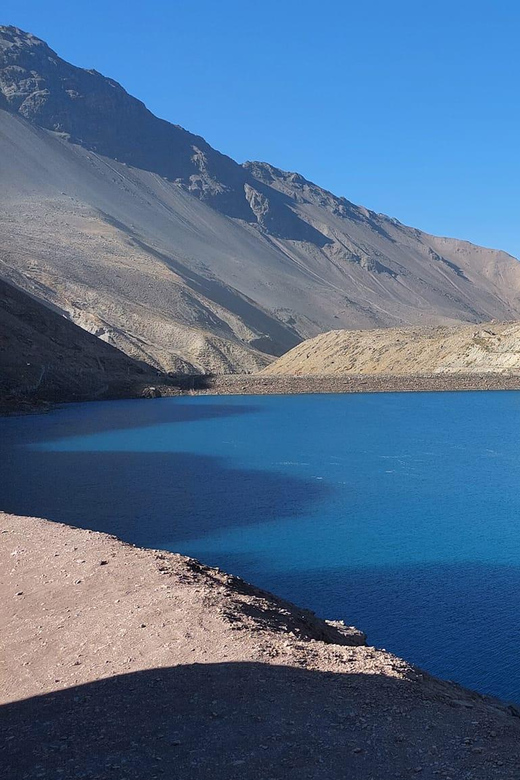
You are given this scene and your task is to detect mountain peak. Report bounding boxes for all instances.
[0,27,400,239]
[0,25,49,48]
[0,24,136,121]
[0,26,257,218]
[243,161,309,186]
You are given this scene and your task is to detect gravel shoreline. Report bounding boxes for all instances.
[3,372,520,415]
[174,372,520,396]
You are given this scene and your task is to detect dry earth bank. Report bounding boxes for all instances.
[4,373,520,415]
[183,372,520,395]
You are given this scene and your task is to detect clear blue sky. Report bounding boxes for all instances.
[3,0,520,256]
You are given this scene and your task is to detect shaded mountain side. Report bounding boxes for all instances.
[0,27,252,218]
[262,321,520,376]
[0,24,321,237]
[2,27,520,373]
[0,277,167,404]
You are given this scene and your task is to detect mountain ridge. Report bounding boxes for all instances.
[2,25,520,373]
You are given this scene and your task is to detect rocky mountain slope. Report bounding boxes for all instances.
[263,321,520,376]
[0,277,162,405]
[2,26,520,373]
[3,512,520,779]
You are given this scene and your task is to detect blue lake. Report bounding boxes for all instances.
[2,391,520,702]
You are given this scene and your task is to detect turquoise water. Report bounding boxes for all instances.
[2,392,520,701]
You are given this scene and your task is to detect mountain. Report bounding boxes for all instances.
[262,321,520,376]
[0,277,160,404]
[2,26,520,373]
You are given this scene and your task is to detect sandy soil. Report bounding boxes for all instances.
[2,512,520,779]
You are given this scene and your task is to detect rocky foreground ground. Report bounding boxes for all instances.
[2,513,520,779]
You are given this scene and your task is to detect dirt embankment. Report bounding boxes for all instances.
[182,372,520,395]
[8,370,520,419]
[2,512,520,779]
[5,372,520,415]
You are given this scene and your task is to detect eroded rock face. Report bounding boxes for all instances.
[0,26,334,236]
[244,183,271,224]
[141,386,161,399]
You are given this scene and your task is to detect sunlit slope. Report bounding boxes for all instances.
[262,322,520,375]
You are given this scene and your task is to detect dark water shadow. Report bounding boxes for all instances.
[0,447,330,545]
[1,399,262,445]
[260,561,520,704]
[2,662,512,780]
[0,396,330,560]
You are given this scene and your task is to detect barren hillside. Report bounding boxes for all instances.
[2,26,520,373]
[263,321,520,376]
